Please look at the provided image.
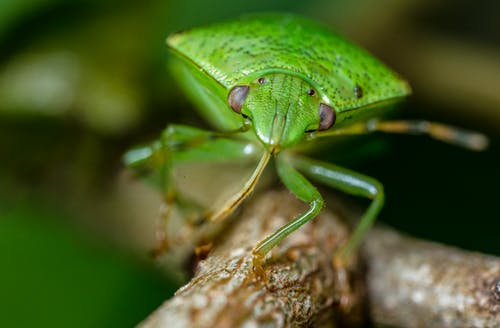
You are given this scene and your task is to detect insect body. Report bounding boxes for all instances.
[125,13,487,265]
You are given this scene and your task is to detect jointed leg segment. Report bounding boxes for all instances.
[252,156,324,258]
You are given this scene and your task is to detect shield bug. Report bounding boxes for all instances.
[125,13,488,267]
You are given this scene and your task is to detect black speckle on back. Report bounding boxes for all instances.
[354,85,363,99]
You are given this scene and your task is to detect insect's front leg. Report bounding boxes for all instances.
[124,124,257,257]
[289,155,385,262]
[288,154,384,310]
[252,155,324,271]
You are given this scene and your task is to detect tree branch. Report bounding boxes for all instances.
[364,226,500,327]
[139,189,500,327]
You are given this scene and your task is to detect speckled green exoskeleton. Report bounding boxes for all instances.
[124,13,487,266]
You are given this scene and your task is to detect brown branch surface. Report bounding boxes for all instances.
[364,226,500,328]
[139,189,500,327]
[139,190,364,328]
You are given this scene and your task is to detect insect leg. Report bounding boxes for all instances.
[123,124,258,255]
[124,124,257,199]
[370,120,488,150]
[252,155,324,259]
[289,155,384,261]
[208,151,270,222]
[124,124,251,168]
[310,119,488,151]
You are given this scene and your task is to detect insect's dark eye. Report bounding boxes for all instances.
[228,85,249,114]
[258,77,266,84]
[307,89,315,96]
[318,103,336,130]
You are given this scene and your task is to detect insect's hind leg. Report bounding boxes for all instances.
[124,124,258,256]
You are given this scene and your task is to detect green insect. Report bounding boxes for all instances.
[124,13,487,267]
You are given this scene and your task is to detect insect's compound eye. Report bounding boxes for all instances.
[318,103,336,130]
[228,85,249,114]
[258,77,266,85]
[307,89,315,96]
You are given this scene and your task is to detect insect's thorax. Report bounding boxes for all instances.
[239,73,322,154]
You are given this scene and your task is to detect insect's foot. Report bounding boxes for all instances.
[250,251,266,281]
[194,243,213,259]
[149,238,170,259]
[332,252,356,313]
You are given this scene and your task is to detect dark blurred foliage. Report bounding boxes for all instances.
[0,0,498,326]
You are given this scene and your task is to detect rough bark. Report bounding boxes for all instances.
[364,226,500,328]
[140,190,364,327]
[139,189,500,327]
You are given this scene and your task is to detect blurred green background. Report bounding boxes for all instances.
[1,0,499,326]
